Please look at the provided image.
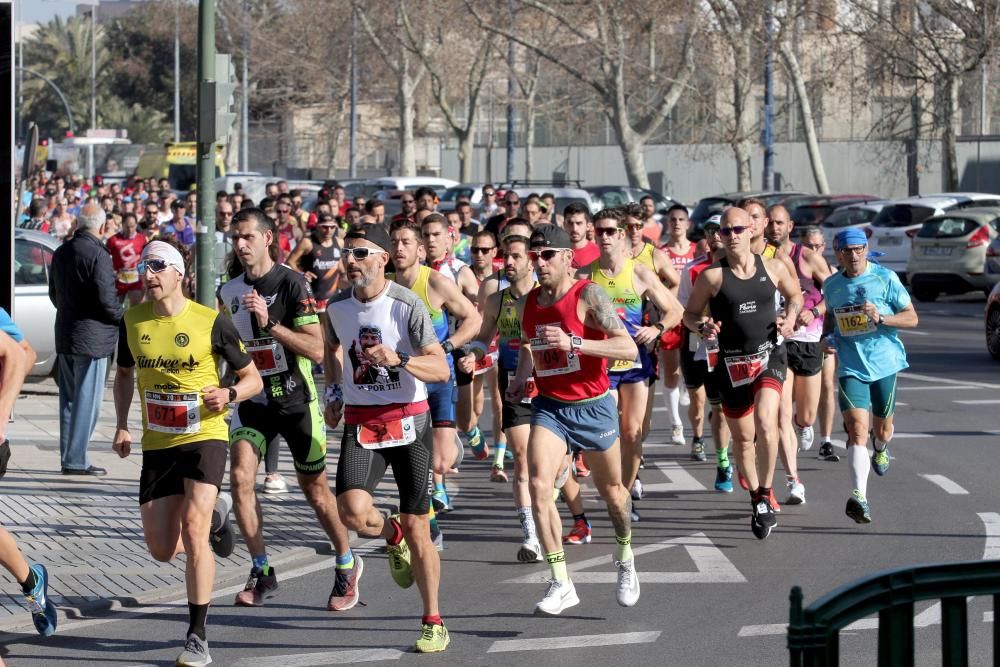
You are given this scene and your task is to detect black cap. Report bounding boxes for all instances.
[529,223,571,249]
[345,223,391,252]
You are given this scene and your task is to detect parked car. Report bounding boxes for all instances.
[905,207,1000,301]
[360,176,458,199]
[509,186,596,218]
[688,190,811,237]
[986,282,1000,359]
[791,195,880,227]
[439,183,489,209]
[819,201,890,262]
[13,228,59,378]
[868,193,1000,275]
[585,186,683,216]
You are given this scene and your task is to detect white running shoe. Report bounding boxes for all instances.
[630,478,644,501]
[795,424,815,451]
[786,478,806,505]
[516,541,543,563]
[671,425,685,445]
[263,473,288,495]
[614,557,640,607]
[535,579,580,616]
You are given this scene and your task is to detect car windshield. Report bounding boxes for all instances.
[169,164,221,192]
[793,205,833,226]
[440,187,476,203]
[690,197,732,221]
[872,204,936,228]
[822,207,879,228]
[917,217,979,239]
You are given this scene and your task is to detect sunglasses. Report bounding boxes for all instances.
[343,247,387,260]
[471,246,496,254]
[138,259,170,274]
[401,199,415,204]
[704,226,722,235]
[528,248,563,262]
[594,227,620,237]
[625,223,642,231]
[484,191,496,197]
[719,226,749,236]
[278,207,292,213]
[506,199,520,205]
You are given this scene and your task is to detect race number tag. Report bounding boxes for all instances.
[834,305,877,337]
[474,339,499,376]
[247,338,289,376]
[705,338,720,372]
[610,356,640,372]
[508,371,538,404]
[529,338,581,377]
[144,391,200,434]
[117,269,139,284]
[357,416,416,450]
[724,350,769,388]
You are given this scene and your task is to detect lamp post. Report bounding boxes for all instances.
[174,0,181,142]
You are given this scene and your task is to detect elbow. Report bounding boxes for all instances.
[249,370,264,395]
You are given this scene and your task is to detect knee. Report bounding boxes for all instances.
[230,461,257,495]
[147,539,177,562]
[336,496,369,532]
[528,474,551,502]
[399,514,430,547]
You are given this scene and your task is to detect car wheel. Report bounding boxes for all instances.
[987,306,1000,360]
[913,287,938,302]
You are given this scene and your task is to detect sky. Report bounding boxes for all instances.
[19,0,90,25]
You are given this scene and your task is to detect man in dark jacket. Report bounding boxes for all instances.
[49,202,123,475]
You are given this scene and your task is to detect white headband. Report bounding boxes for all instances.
[141,240,186,277]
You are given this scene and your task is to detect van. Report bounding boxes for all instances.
[134,142,226,192]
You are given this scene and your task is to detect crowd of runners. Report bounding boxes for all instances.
[3,184,919,665]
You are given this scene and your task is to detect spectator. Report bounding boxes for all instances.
[19,199,51,233]
[49,203,123,476]
[414,186,437,213]
[49,198,75,241]
[364,198,385,226]
[164,201,195,247]
[215,200,235,286]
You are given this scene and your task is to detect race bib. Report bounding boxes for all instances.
[474,351,497,376]
[724,350,769,388]
[508,371,538,404]
[357,416,416,450]
[705,338,720,372]
[117,269,139,285]
[144,391,200,434]
[530,337,581,377]
[834,305,877,337]
[610,356,640,372]
[247,337,289,376]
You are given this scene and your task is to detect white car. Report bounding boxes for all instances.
[868,193,1000,275]
[360,176,459,199]
[819,201,890,262]
[13,229,59,378]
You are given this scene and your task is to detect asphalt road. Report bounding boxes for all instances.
[4,295,998,666]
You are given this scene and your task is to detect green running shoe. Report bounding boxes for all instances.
[386,529,414,589]
[414,623,450,653]
[871,446,890,476]
[845,489,872,524]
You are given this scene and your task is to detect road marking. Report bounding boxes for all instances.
[487,631,661,653]
[898,385,980,391]
[501,533,745,585]
[233,649,404,666]
[953,399,1000,405]
[978,513,1000,560]
[898,329,929,336]
[986,611,994,623]
[899,372,1000,390]
[640,461,706,492]
[920,474,969,495]
[888,433,933,439]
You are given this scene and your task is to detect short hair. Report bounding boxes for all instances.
[345,206,360,216]
[456,200,472,209]
[216,190,229,201]
[473,229,498,246]
[737,197,767,211]
[503,234,529,252]
[623,202,643,219]
[541,192,555,200]
[233,207,276,235]
[390,219,421,236]
[563,202,591,220]
[76,203,107,232]
[800,225,823,240]
[593,208,625,228]
[28,198,46,218]
[414,187,436,201]
[421,212,447,227]
[640,194,655,205]
[666,204,688,216]
[122,212,137,225]
[364,199,384,213]
[289,189,302,198]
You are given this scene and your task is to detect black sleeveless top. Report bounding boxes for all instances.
[708,255,777,356]
[300,234,342,303]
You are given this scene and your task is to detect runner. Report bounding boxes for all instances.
[286,211,343,311]
[677,216,734,491]
[766,208,833,505]
[683,207,802,539]
[107,212,147,306]
[113,241,263,665]
[323,223,452,652]
[508,224,640,614]
[578,208,683,522]
[563,203,599,269]
[219,208,358,611]
[823,228,918,523]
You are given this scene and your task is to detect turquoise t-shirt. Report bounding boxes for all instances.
[822,263,911,382]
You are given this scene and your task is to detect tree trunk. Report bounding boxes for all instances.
[941,73,960,192]
[611,113,649,189]
[734,140,753,191]
[458,129,474,182]
[399,81,416,177]
[779,41,829,194]
[525,106,536,182]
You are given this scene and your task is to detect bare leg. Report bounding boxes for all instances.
[527,426,569,555]
[230,439,266,556]
[400,513,439,617]
[179,480,218,604]
[297,470,351,555]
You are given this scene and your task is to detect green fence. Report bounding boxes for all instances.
[787,559,1000,666]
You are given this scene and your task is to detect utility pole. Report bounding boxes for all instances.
[349,5,357,178]
[505,0,516,183]
[88,2,97,178]
[196,0,218,307]
[240,0,249,172]
[174,0,181,143]
[762,0,775,191]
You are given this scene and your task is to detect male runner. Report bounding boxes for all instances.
[683,208,801,539]
[107,211,147,306]
[823,228,918,523]
[219,208,357,611]
[578,208,682,522]
[508,224,640,614]
[563,203,599,269]
[324,223,452,652]
[287,211,343,310]
[113,241,263,665]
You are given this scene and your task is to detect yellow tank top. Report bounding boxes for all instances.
[408,265,449,343]
[633,242,656,270]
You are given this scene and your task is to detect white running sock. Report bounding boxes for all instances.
[822,433,832,443]
[664,385,681,426]
[848,444,870,497]
[517,506,536,542]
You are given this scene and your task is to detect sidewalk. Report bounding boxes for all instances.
[0,377,344,634]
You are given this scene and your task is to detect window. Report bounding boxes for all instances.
[917,217,978,239]
[14,241,52,286]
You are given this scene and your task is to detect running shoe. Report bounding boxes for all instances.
[517,540,543,563]
[24,563,56,637]
[671,425,685,445]
[175,633,211,667]
[452,432,465,470]
[535,579,580,616]
[639,455,645,470]
[818,441,840,462]
[387,537,414,588]
[691,439,706,462]
[431,488,452,513]
[573,452,591,478]
[490,465,508,483]
[414,623,450,653]
[785,478,806,505]
[871,445,891,476]
[630,503,641,523]
[630,477,644,501]
[714,465,733,493]
[768,487,782,513]
[795,423,815,452]
[555,461,572,489]
[234,566,279,606]
[263,473,288,495]
[563,518,592,545]
[327,556,363,611]
[504,447,513,461]
[209,492,235,558]
[751,497,778,540]
[845,489,872,524]
[614,557,640,607]
[467,429,489,461]
[737,468,750,491]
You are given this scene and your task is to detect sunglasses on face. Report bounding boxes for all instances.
[704,227,722,235]
[138,259,170,274]
[471,246,496,254]
[484,191,496,197]
[278,207,291,214]
[506,199,520,206]
[720,226,749,237]
[594,226,620,237]
[343,247,387,260]
[528,248,562,262]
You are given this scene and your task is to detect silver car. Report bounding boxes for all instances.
[13,228,59,378]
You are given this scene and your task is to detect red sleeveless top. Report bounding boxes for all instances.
[521,279,609,402]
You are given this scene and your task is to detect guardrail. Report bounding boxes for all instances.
[787,559,1000,666]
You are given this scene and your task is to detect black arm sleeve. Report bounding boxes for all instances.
[116,319,135,368]
[211,314,253,371]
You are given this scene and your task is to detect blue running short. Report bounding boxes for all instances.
[426,378,457,428]
[609,345,654,390]
[837,373,897,419]
[531,392,619,454]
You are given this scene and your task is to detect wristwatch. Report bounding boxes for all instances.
[394,352,411,369]
[442,340,455,355]
[810,306,821,319]
[653,322,666,335]
[228,387,237,402]
[569,335,583,357]
[260,318,279,333]
[877,313,885,326]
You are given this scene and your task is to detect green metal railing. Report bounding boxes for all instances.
[788,559,1000,666]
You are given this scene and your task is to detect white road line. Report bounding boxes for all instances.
[898,329,929,336]
[978,513,1000,560]
[233,649,404,666]
[899,371,1000,390]
[986,611,994,623]
[920,474,969,495]
[898,385,980,391]
[953,399,1000,405]
[739,603,941,637]
[487,631,661,653]
[888,433,933,439]
[641,461,707,492]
